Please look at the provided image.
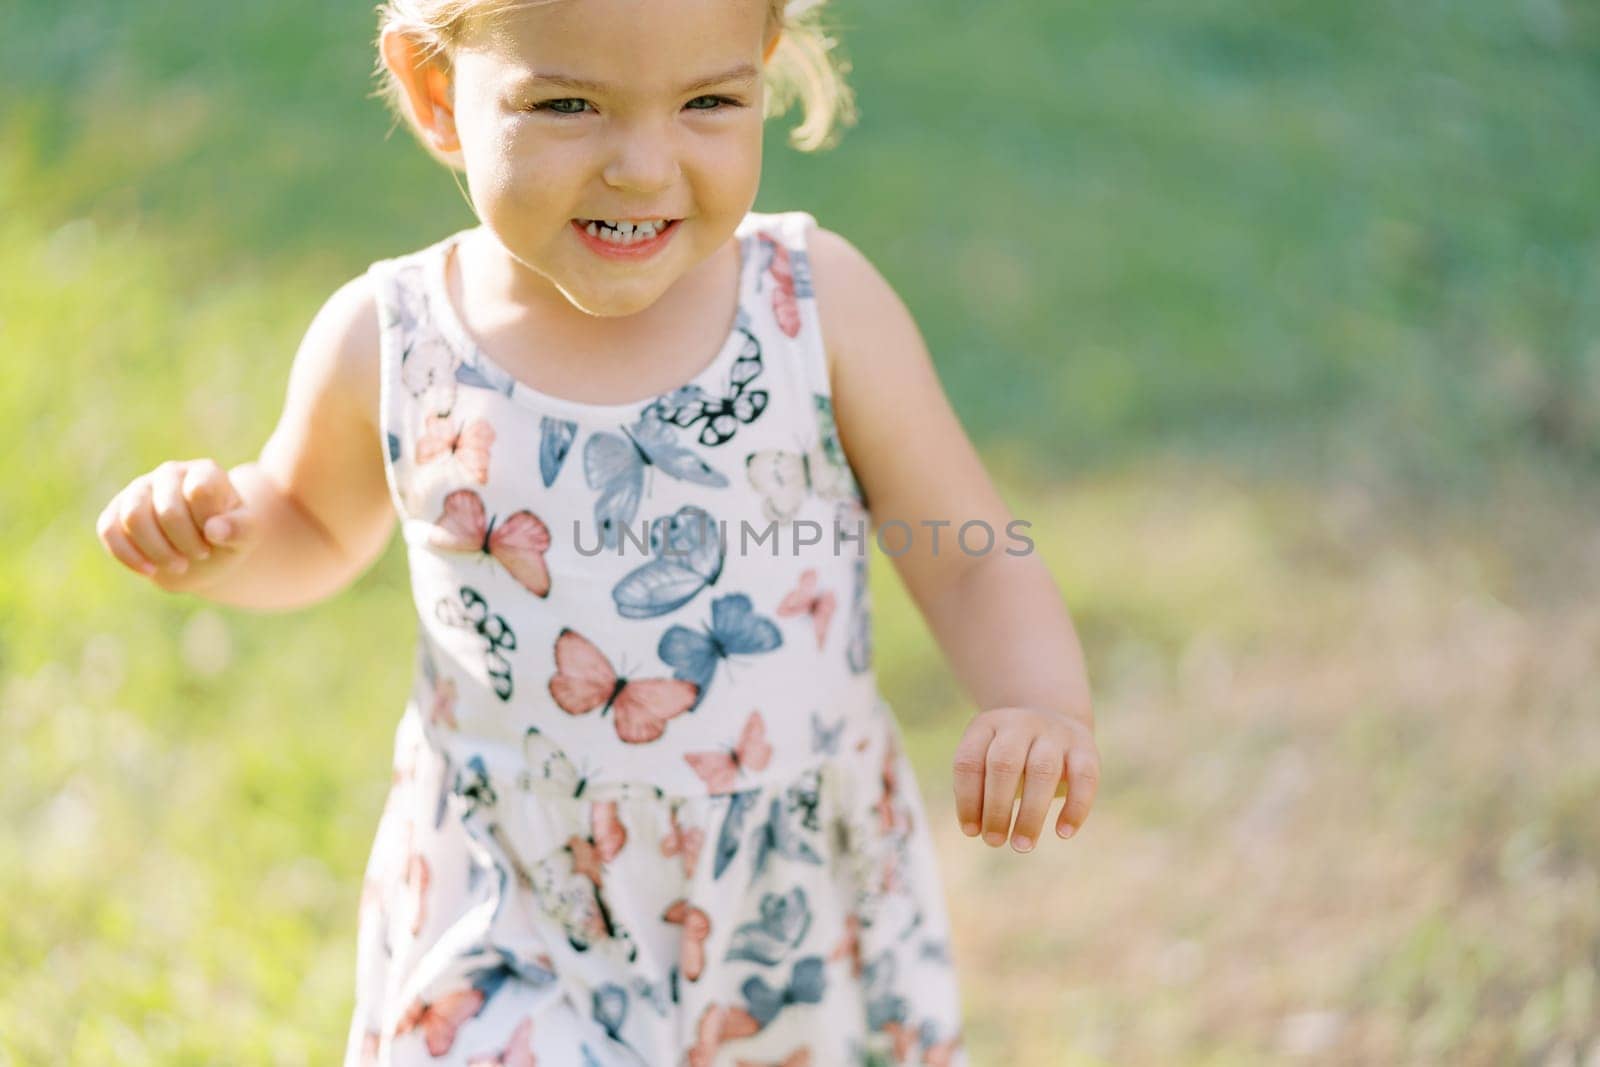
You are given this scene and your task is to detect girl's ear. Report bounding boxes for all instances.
[381,28,462,156]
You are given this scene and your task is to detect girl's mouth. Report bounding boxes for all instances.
[572,217,680,260]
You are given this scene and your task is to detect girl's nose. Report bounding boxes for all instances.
[601,125,681,194]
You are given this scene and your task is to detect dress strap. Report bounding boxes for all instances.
[750,210,868,509]
[750,210,831,401]
[365,246,444,522]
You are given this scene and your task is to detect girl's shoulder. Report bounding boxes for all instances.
[742,210,904,386]
[737,207,821,249]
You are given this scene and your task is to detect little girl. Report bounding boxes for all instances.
[95,0,1099,1063]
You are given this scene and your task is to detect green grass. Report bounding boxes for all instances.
[4,0,1599,1063]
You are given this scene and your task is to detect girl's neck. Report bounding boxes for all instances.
[453,225,737,347]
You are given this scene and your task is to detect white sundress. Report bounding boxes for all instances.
[343,210,970,1067]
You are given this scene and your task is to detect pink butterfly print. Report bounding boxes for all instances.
[683,711,773,794]
[922,1034,964,1067]
[876,744,907,835]
[777,568,836,650]
[549,628,698,744]
[686,1002,762,1067]
[567,800,627,887]
[829,913,862,978]
[659,810,705,879]
[880,848,904,895]
[759,234,802,338]
[466,1015,537,1067]
[429,489,553,597]
[416,413,496,484]
[737,1049,813,1067]
[662,898,712,981]
[878,1020,918,1064]
[430,673,459,730]
[394,985,487,1057]
[403,821,430,936]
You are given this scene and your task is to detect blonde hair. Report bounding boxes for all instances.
[372,0,857,167]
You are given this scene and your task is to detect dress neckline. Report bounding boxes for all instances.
[422,223,757,421]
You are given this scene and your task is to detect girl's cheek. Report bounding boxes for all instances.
[490,141,580,208]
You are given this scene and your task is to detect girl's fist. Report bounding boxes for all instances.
[951,705,1100,853]
[96,459,255,583]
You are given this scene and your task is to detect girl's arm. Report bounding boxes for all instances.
[809,226,1099,855]
[139,276,396,612]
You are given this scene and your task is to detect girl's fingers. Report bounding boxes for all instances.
[98,503,157,576]
[203,508,253,547]
[150,462,211,561]
[1056,743,1102,840]
[979,732,1029,847]
[951,717,996,836]
[117,479,186,572]
[183,460,244,546]
[1009,738,1064,853]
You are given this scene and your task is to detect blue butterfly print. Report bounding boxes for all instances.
[642,327,768,447]
[431,747,456,830]
[658,593,782,709]
[612,505,724,619]
[470,836,495,898]
[540,416,577,487]
[740,955,826,1028]
[454,946,554,1008]
[726,886,812,966]
[862,951,908,1032]
[421,947,516,1011]
[487,944,559,992]
[454,354,515,397]
[592,982,629,1043]
[386,431,401,463]
[451,754,498,822]
[585,412,729,550]
[713,788,761,880]
[846,552,872,675]
[629,974,673,1018]
[810,710,845,755]
[848,1041,897,1067]
[749,793,823,880]
[789,246,816,299]
[783,767,824,833]
[581,1045,604,1067]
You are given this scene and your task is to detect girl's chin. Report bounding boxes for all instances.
[553,277,674,319]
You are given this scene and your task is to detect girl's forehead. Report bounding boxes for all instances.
[462,0,772,66]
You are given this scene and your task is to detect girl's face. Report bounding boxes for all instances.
[445,0,774,318]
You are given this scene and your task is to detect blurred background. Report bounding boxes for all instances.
[3,0,1598,1063]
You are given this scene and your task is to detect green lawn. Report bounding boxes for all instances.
[4,0,1598,1063]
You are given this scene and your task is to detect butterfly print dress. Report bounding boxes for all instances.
[345,211,968,1067]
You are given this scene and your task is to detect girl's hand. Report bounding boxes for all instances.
[952,706,1100,853]
[96,459,257,589]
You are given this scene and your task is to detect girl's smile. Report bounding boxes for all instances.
[571,217,683,261]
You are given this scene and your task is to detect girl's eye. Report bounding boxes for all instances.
[685,95,738,111]
[530,98,592,115]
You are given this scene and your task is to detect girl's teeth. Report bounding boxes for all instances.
[583,219,669,245]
